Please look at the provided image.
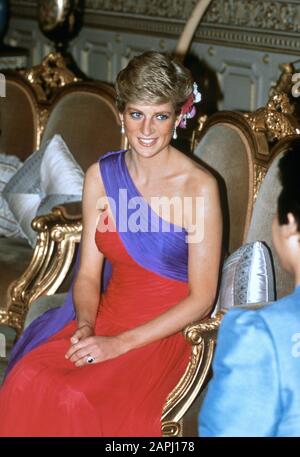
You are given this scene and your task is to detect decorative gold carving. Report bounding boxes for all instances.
[20,51,80,101]
[184,312,224,343]
[4,209,82,333]
[191,115,208,151]
[161,421,181,437]
[253,163,267,201]
[36,106,49,148]
[244,62,300,142]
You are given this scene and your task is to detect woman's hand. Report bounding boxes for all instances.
[65,323,94,361]
[70,323,94,344]
[65,334,127,367]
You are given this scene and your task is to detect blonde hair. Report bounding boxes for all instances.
[115,51,193,114]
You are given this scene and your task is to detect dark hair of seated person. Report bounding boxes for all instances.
[278,139,300,231]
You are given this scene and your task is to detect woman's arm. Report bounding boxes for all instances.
[120,172,222,351]
[67,171,222,366]
[67,163,105,344]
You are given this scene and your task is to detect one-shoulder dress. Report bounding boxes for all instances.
[0,150,191,436]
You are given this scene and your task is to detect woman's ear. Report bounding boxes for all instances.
[175,114,182,128]
[286,212,299,237]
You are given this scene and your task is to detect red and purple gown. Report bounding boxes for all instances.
[0,150,191,436]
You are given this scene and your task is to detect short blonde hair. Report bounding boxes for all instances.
[115,51,193,114]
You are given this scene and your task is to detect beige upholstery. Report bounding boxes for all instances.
[0,73,39,159]
[41,82,122,171]
[194,112,258,254]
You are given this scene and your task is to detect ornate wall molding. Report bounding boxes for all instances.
[204,0,300,33]
[9,0,300,53]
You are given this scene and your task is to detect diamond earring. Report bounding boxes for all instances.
[121,120,125,134]
[172,126,177,140]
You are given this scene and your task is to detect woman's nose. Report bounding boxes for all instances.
[141,118,154,136]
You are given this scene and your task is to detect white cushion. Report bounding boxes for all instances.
[213,241,275,315]
[0,153,23,237]
[3,135,84,247]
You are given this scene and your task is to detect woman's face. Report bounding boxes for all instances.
[120,101,178,158]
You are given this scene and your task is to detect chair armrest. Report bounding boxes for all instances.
[51,202,82,221]
[161,311,225,436]
[6,206,82,333]
[32,203,82,231]
[183,310,225,345]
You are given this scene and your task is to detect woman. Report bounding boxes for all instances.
[0,51,222,437]
[199,140,300,437]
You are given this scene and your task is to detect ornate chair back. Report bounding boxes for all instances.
[40,81,124,172]
[0,72,39,160]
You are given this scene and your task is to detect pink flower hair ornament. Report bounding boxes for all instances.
[179,82,201,128]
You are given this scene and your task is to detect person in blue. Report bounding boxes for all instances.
[199,140,300,437]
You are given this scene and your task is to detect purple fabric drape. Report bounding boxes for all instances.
[99,150,188,283]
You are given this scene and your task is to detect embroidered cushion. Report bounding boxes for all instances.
[213,241,275,315]
[3,134,84,247]
[0,153,23,237]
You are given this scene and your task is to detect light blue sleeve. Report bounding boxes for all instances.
[199,307,281,437]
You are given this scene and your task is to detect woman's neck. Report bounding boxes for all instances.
[126,147,174,184]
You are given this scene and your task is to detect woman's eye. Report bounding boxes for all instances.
[156,114,169,120]
[129,112,142,119]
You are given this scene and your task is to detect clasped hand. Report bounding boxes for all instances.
[65,324,126,367]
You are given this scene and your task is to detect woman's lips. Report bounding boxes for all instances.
[138,138,158,147]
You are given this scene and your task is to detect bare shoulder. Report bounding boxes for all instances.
[190,164,218,197]
[85,161,100,181]
[84,161,105,197]
[176,151,218,197]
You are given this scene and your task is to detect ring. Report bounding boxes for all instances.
[86,354,95,364]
